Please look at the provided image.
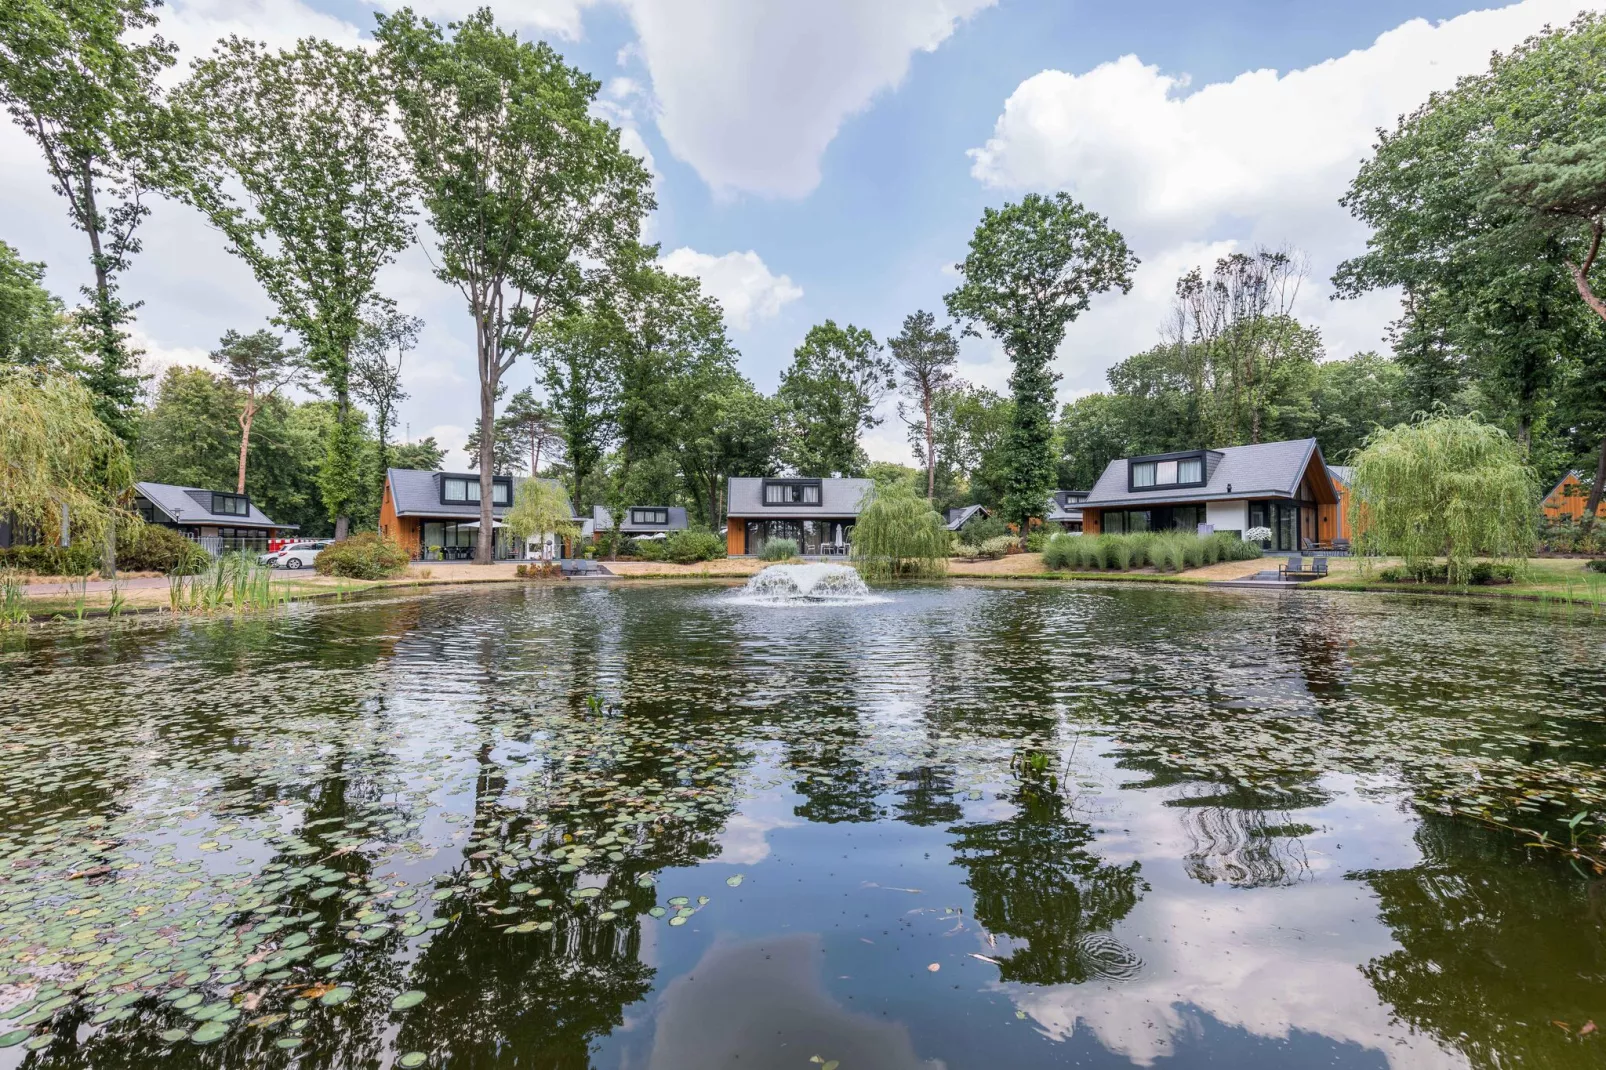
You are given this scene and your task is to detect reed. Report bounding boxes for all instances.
[0,567,28,628]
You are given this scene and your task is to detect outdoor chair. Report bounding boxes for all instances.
[1332,537,1351,553]
[1279,556,1329,581]
[1278,556,1307,580]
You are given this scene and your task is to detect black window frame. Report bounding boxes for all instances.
[211,492,250,517]
[440,475,512,507]
[1126,450,1209,493]
[630,507,670,526]
[761,478,823,507]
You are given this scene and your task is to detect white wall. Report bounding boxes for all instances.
[1206,500,1247,535]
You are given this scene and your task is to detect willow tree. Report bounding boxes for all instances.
[0,368,135,572]
[173,37,415,540]
[377,9,652,565]
[850,482,949,581]
[503,478,578,558]
[1350,413,1537,584]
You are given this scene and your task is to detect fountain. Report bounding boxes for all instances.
[729,562,882,605]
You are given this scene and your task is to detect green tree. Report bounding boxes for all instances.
[535,310,617,512]
[502,477,579,551]
[0,241,75,371]
[849,480,949,580]
[0,0,173,441]
[501,387,563,476]
[211,328,305,495]
[946,193,1137,528]
[919,382,1012,509]
[1350,412,1537,584]
[777,320,892,478]
[351,309,420,509]
[0,367,135,570]
[1056,392,1134,492]
[675,374,779,528]
[1336,13,1606,519]
[1310,351,1409,461]
[377,9,651,564]
[391,436,446,472]
[888,310,959,499]
[173,36,414,540]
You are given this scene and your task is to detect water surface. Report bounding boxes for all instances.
[0,582,1603,1069]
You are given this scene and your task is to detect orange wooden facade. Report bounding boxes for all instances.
[726,522,747,557]
[378,480,424,557]
[1543,472,1606,521]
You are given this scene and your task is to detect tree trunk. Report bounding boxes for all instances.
[1584,434,1606,533]
[923,386,936,500]
[1567,223,1606,326]
[477,370,497,565]
[236,402,255,495]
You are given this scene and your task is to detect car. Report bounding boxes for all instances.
[273,540,331,569]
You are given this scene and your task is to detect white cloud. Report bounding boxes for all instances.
[624,0,995,197]
[132,330,214,383]
[362,0,598,40]
[966,0,1606,386]
[659,248,803,330]
[425,424,469,462]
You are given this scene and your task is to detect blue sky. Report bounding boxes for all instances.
[2,0,1599,466]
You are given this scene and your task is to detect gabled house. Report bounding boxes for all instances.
[133,482,291,552]
[1543,471,1606,521]
[380,469,580,560]
[1078,438,1344,552]
[945,504,990,532]
[725,476,871,556]
[592,504,690,539]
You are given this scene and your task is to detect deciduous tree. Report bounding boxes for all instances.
[777,321,892,478]
[946,193,1137,528]
[351,309,420,506]
[0,241,75,372]
[377,9,651,564]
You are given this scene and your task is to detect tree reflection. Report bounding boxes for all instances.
[1362,815,1606,1069]
[950,786,1145,985]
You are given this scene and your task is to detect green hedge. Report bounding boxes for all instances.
[314,533,410,579]
[0,543,101,575]
[119,525,210,574]
[1589,558,1606,574]
[1042,531,1260,573]
[1378,561,1517,585]
[665,530,725,564]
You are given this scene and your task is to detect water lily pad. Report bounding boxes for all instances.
[189,1021,230,1044]
[398,1053,428,1068]
[276,1037,303,1049]
[390,990,427,1010]
[0,1030,29,1048]
[158,1028,189,1043]
[726,874,744,887]
[313,953,345,969]
[668,915,688,927]
[648,906,666,918]
[668,896,688,907]
[320,986,354,1006]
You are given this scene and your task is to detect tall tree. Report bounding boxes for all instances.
[676,374,779,528]
[0,241,75,371]
[1336,13,1606,521]
[777,320,892,478]
[911,381,1011,509]
[501,387,563,476]
[211,329,304,495]
[351,308,420,505]
[888,310,959,500]
[535,309,618,512]
[0,0,173,441]
[377,9,652,564]
[173,37,414,540]
[946,193,1137,528]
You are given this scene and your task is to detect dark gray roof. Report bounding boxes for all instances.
[1327,465,1355,487]
[135,482,283,529]
[385,469,576,520]
[726,477,874,517]
[945,504,990,531]
[1080,439,1327,508]
[1045,491,1086,523]
[592,505,689,533]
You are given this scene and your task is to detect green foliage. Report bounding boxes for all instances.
[778,320,893,477]
[758,538,798,562]
[314,532,409,580]
[1350,413,1538,584]
[851,482,949,580]
[390,437,446,472]
[1041,531,1259,572]
[1587,558,1606,573]
[889,310,959,498]
[503,478,578,547]
[175,36,415,529]
[0,367,134,559]
[946,192,1138,529]
[0,0,173,442]
[117,524,208,574]
[0,240,76,372]
[663,530,724,565]
[922,382,1013,510]
[1378,562,1518,585]
[0,543,102,576]
[959,514,1008,543]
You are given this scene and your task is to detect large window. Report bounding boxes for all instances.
[762,479,822,506]
[1101,504,1206,535]
[1128,453,1207,491]
[745,518,852,554]
[1248,501,1302,551]
[631,508,669,526]
[211,492,250,517]
[442,477,511,506]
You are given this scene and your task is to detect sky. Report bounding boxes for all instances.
[4,0,1604,470]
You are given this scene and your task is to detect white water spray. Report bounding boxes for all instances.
[729,563,881,605]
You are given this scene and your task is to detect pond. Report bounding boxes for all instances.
[0,581,1604,1069]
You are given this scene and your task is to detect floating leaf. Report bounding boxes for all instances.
[725,874,744,887]
[320,987,354,1007]
[189,1021,230,1044]
[390,990,427,1011]
[398,1053,428,1068]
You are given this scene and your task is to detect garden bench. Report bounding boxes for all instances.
[1278,556,1329,581]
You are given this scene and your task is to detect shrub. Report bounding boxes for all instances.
[759,538,798,562]
[1378,560,1517,585]
[1024,530,1046,553]
[1041,533,1076,570]
[959,514,1008,544]
[119,525,209,574]
[1589,558,1606,574]
[1044,531,1256,572]
[665,530,725,564]
[314,533,409,579]
[978,535,1013,560]
[515,563,529,578]
[0,542,101,576]
[635,539,667,562]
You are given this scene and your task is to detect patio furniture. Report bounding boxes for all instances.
[1332,537,1351,553]
[1278,556,1307,581]
[1279,556,1329,581]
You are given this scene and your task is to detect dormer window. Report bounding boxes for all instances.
[631,508,669,526]
[442,476,511,506]
[211,492,250,517]
[1128,452,1207,491]
[763,479,822,506]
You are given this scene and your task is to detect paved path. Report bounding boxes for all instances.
[19,576,171,599]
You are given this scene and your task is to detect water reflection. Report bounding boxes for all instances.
[0,583,1602,1068]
